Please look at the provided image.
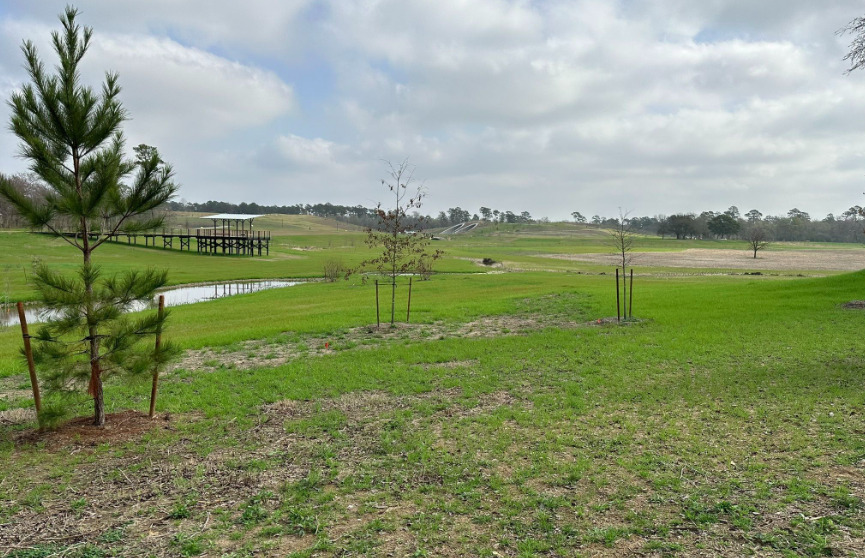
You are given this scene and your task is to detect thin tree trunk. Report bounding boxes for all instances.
[390,232,397,324]
[92,359,104,426]
[621,249,628,317]
[87,278,105,426]
[390,277,396,324]
[83,247,104,426]
[406,277,412,322]
[83,227,104,424]
[621,269,627,318]
[87,292,105,425]
[75,148,105,427]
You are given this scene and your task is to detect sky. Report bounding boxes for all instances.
[0,0,864,221]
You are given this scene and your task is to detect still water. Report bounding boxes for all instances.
[1,280,300,328]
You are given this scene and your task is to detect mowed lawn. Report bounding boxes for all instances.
[0,222,864,557]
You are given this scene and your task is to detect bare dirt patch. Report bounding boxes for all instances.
[546,248,865,272]
[422,359,479,370]
[175,305,599,373]
[13,410,174,449]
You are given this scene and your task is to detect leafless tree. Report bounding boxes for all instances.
[839,16,865,74]
[745,226,771,259]
[608,210,636,318]
[352,159,442,324]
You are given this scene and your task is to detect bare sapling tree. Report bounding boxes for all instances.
[608,210,636,319]
[745,226,771,259]
[0,7,178,426]
[353,159,442,325]
[840,16,865,233]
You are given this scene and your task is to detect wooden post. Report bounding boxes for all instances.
[621,267,627,318]
[375,280,380,328]
[629,269,634,319]
[615,268,621,323]
[406,277,413,322]
[148,295,165,419]
[17,302,41,415]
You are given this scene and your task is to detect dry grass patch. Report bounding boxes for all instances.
[176,313,596,374]
[0,407,36,426]
[547,248,865,272]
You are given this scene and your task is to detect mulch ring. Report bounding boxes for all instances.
[12,409,174,449]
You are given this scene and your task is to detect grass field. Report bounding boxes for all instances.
[0,218,864,557]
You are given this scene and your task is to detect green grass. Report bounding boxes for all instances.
[0,219,864,556]
[2,220,855,304]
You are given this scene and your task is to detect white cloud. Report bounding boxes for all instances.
[275,135,341,167]
[0,0,318,58]
[2,0,865,219]
[90,34,295,142]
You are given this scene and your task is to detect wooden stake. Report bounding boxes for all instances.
[406,277,413,322]
[17,302,41,415]
[622,267,628,318]
[149,295,165,419]
[615,268,621,323]
[629,269,634,319]
[375,280,380,328]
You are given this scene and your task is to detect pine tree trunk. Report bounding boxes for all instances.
[91,351,105,426]
[87,321,105,425]
[82,230,104,426]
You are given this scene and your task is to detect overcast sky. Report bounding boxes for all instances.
[1,1,864,221]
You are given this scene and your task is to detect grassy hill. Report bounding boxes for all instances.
[0,216,863,556]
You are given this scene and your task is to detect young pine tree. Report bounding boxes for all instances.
[0,7,178,426]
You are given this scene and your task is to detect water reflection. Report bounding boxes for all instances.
[1,280,299,328]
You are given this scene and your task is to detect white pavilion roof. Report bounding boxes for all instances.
[201,214,265,221]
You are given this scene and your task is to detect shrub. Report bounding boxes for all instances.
[323,259,344,282]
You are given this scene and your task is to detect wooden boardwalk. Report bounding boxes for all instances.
[55,229,271,256]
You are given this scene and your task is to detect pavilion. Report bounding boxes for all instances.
[197,214,270,255]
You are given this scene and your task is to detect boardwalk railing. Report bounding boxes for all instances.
[51,229,271,256]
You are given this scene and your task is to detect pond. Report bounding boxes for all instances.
[1,279,301,328]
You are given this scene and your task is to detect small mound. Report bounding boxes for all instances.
[14,409,173,449]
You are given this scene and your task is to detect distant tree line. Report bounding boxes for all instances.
[166,199,372,219]
[3,175,863,243]
[580,206,865,244]
[166,199,535,230]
